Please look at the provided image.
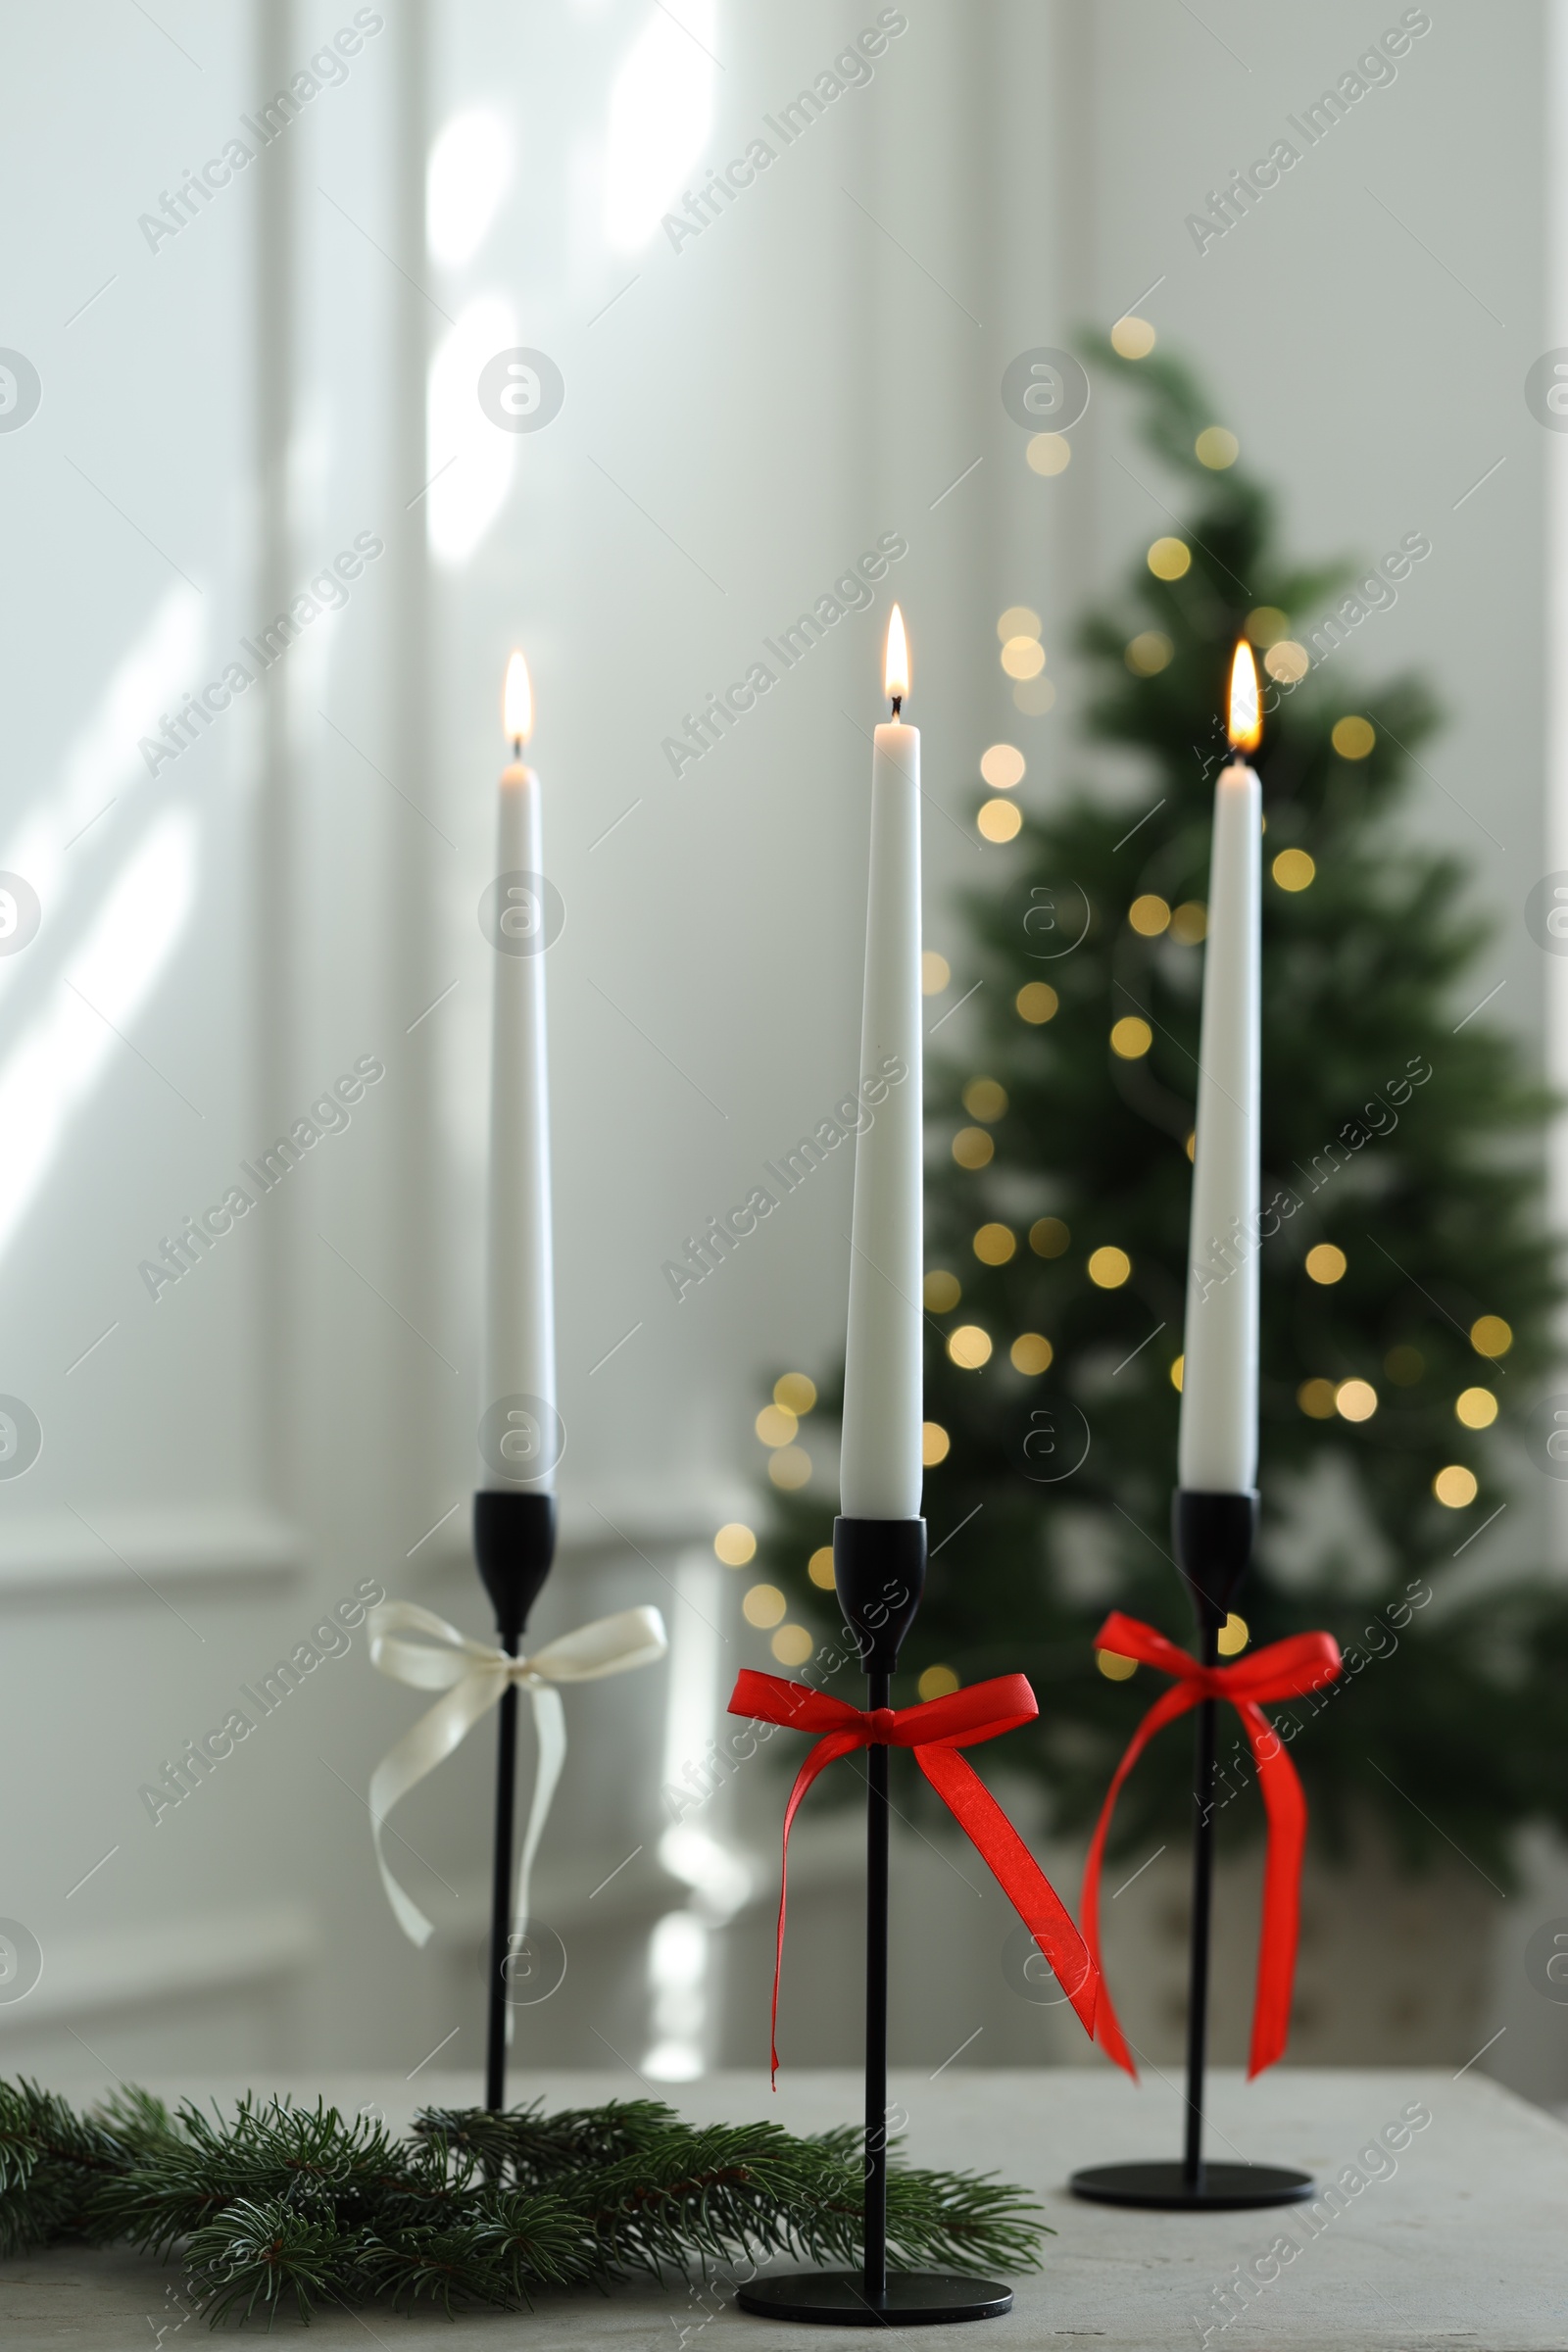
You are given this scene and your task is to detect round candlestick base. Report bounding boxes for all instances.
[1069,2159,1313,2211]
[736,2272,1012,2327]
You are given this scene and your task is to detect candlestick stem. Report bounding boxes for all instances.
[737,1516,1012,2324]
[1181,1606,1221,2188]
[486,1646,520,2112]
[472,1490,557,2112]
[863,1661,891,2303]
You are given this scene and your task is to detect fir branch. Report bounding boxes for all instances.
[0,2081,1048,2323]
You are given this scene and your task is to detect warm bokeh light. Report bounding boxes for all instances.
[973,1221,1016,1265]
[1148,536,1192,581]
[1001,636,1046,681]
[1456,1387,1498,1429]
[713,1522,756,1566]
[1216,1613,1249,1655]
[1331,714,1376,760]
[1185,1130,1196,1161]
[1110,315,1155,359]
[503,649,533,744]
[963,1076,1008,1121]
[997,607,1041,642]
[923,1268,960,1311]
[884,603,909,702]
[743,1583,786,1628]
[978,798,1023,842]
[1088,1246,1131,1289]
[1170,1353,1185,1392]
[921,1420,951,1466]
[1097,1647,1138,1681]
[755,1403,798,1447]
[1016,981,1058,1023]
[1298,1378,1337,1418]
[1196,426,1240,469]
[1246,607,1290,647]
[1305,1243,1347,1285]
[771,1624,813,1667]
[808,1545,836,1590]
[1129,894,1171,935]
[1264,640,1309,684]
[1272,848,1316,892]
[953,1127,995,1169]
[1471,1314,1513,1357]
[1126,631,1174,676]
[1110,1016,1152,1059]
[981,742,1026,789]
[921,950,951,995]
[1026,432,1071,474]
[918,1665,961,1700]
[1227,639,1262,754]
[767,1446,811,1489]
[1434,1464,1478,1509]
[948,1324,993,1370]
[1030,1216,1069,1257]
[1010,1332,1054,1374]
[1170,901,1207,943]
[1013,676,1056,716]
[1335,1378,1378,1423]
[775,1371,816,1415]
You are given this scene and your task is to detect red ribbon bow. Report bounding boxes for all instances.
[728,1669,1098,2082]
[1082,1611,1343,2082]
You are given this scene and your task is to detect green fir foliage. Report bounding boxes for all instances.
[0,2080,1047,2323]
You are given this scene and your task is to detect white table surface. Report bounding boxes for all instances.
[1,2066,1561,2348]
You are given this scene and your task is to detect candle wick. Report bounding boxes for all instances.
[889,696,902,719]
[512,737,522,760]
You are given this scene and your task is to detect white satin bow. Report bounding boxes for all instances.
[367,1599,668,1949]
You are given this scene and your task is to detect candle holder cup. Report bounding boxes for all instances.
[1068,1487,1315,2212]
[473,1488,557,2111]
[736,1515,1015,2328]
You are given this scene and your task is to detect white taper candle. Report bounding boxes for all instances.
[1177,642,1262,1495]
[841,607,923,1521]
[481,653,558,1491]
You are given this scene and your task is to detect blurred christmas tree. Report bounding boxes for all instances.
[755,336,1565,1883]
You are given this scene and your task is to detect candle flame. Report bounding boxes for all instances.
[1226,638,1261,755]
[503,650,533,747]
[884,604,909,705]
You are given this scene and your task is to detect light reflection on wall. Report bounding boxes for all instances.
[426,294,519,566]
[0,810,197,1262]
[0,587,201,982]
[427,107,513,267]
[603,0,716,252]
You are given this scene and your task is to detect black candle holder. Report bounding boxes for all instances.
[472,1487,557,2112]
[737,1516,1013,2328]
[1068,1487,1313,2212]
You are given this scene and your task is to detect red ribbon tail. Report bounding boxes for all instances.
[1080,1779,1137,2079]
[1078,1679,1200,2078]
[917,1748,1099,2041]
[767,1728,866,2085]
[1238,1700,1306,2077]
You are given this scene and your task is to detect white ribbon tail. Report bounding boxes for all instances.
[504,1684,567,2047]
[515,1684,566,1948]
[368,1668,507,1946]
